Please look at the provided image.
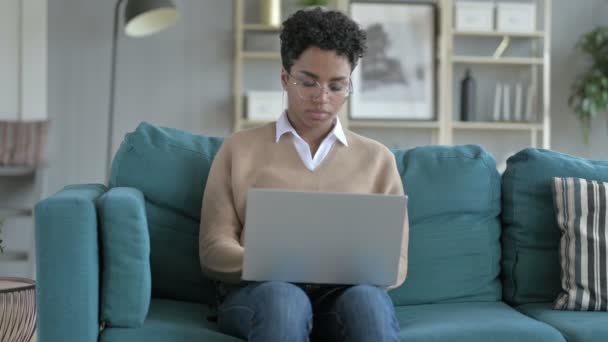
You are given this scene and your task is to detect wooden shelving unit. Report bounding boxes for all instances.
[453,30,545,38]
[232,0,552,151]
[0,167,42,278]
[452,121,544,131]
[439,0,551,149]
[242,51,281,60]
[348,120,440,129]
[0,167,36,177]
[242,24,281,32]
[451,56,544,65]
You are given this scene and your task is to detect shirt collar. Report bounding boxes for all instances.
[275,111,348,146]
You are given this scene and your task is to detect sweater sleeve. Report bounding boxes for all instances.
[381,150,409,290]
[199,138,244,284]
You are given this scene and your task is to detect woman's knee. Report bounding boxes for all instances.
[251,281,312,322]
[335,285,394,320]
[332,285,400,341]
[218,282,312,339]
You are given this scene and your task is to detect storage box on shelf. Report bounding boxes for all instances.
[455,1,495,32]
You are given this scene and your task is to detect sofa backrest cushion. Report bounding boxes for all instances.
[110,122,223,305]
[501,148,608,306]
[389,145,502,306]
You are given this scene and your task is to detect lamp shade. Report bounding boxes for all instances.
[124,0,178,37]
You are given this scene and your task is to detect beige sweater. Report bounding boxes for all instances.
[199,123,409,288]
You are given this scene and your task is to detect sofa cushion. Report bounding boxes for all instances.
[552,177,608,311]
[501,149,608,306]
[389,145,502,305]
[110,122,224,305]
[518,302,608,342]
[98,187,151,327]
[100,299,241,342]
[101,301,567,342]
[396,301,564,342]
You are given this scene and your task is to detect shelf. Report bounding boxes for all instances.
[243,24,281,32]
[242,51,281,60]
[239,119,440,130]
[453,30,545,38]
[452,56,544,65]
[0,208,33,218]
[348,120,440,129]
[452,121,543,131]
[0,251,29,262]
[0,166,36,176]
[240,119,274,127]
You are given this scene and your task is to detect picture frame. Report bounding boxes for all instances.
[349,1,437,120]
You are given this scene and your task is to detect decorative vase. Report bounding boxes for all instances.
[459,68,476,121]
[0,277,37,342]
[260,0,281,27]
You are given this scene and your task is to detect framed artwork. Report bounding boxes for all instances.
[350,1,436,120]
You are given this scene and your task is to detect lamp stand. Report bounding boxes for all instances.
[106,0,126,183]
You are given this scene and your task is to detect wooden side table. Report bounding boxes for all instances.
[0,277,36,342]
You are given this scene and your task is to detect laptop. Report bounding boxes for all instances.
[242,188,407,286]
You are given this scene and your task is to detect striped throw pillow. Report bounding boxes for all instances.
[552,177,608,311]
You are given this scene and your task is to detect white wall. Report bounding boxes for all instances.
[46,0,608,194]
[0,0,47,121]
[0,1,21,120]
[47,0,233,191]
[549,0,608,160]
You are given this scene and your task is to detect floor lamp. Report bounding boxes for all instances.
[106,0,178,181]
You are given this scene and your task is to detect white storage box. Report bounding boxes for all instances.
[455,1,495,32]
[246,91,284,120]
[497,2,537,32]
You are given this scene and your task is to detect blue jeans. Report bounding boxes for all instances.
[216,281,400,342]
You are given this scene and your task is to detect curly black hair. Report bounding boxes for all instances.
[280,7,367,73]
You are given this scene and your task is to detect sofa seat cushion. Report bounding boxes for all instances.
[100,299,566,342]
[396,301,564,342]
[518,303,608,342]
[100,299,241,342]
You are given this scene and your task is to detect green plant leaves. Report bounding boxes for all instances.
[569,26,608,143]
[297,0,329,6]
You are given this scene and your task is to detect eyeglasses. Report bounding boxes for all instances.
[287,73,352,103]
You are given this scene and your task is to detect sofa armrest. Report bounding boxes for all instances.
[35,184,107,342]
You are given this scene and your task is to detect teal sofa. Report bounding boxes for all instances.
[35,122,608,342]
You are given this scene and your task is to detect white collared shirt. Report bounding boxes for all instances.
[275,111,348,171]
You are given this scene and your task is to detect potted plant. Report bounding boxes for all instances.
[569,26,608,143]
[297,0,330,8]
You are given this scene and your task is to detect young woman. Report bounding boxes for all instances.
[200,8,408,342]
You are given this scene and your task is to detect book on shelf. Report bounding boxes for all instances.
[525,84,537,122]
[514,83,523,122]
[493,83,503,122]
[502,84,511,122]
